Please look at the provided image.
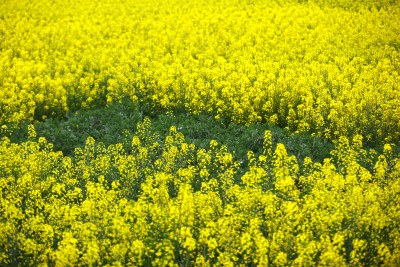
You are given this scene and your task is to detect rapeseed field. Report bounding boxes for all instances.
[0,0,399,265]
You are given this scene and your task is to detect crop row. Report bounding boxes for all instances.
[1,121,399,266]
[1,0,399,144]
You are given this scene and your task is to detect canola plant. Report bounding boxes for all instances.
[1,122,399,266]
[1,0,399,143]
[1,0,400,266]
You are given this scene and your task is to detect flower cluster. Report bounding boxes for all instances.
[0,0,399,144]
[0,122,399,266]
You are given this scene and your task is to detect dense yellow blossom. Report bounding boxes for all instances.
[1,0,400,265]
[1,123,399,265]
[1,0,399,144]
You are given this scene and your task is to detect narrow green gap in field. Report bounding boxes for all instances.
[4,100,337,165]
[5,97,399,171]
